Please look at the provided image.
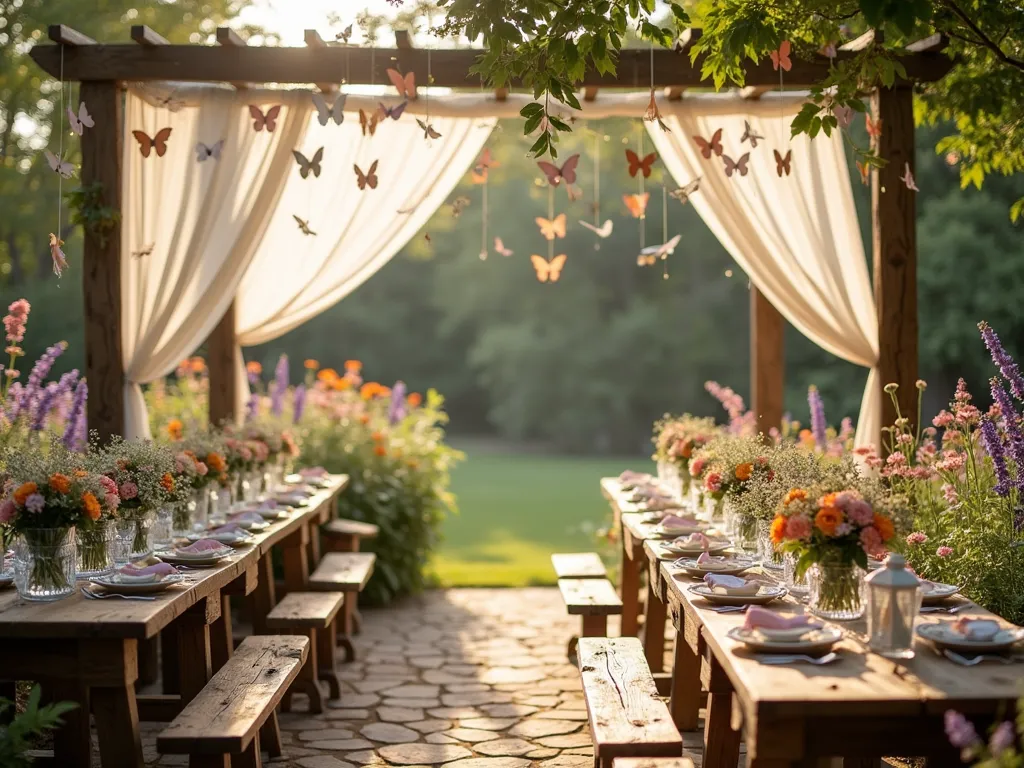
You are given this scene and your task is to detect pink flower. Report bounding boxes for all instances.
[933,410,955,428]
[24,493,45,513]
[195,461,208,476]
[859,526,885,557]
[936,450,965,473]
[119,481,139,500]
[886,452,907,467]
[0,498,15,523]
[704,472,722,493]
[896,433,914,445]
[784,514,812,541]
[835,522,854,536]
[937,546,954,558]
[690,458,706,476]
[846,500,874,526]
[104,492,120,510]
[3,299,29,344]
[98,475,118,495]
[941,483,958,505]
[906,531,928,546]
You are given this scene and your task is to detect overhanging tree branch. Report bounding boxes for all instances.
[943,0,1024,72]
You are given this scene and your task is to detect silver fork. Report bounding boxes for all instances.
[756,652,838,665]
[943,650,1017,666]
[711,605,748,614]
[81,587,156,601]
[920,604,970,614]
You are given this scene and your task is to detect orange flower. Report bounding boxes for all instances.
[48,473,71,494]
[73,470,88,478]
[167,418,184,441]
[13,482,37,506]
[304,359,320,370]
[82,492,101,521]
[873,513,895,541]
[345,360,362,373]
[206,452,226,473]
[358,414,370,425]
[821,492,838,508]
[317,368,339,383]
[332,377,351,391]
[680,442,693,459]
[359,383,376,400]
[378,386,391,398]
[783,488,807,506]
[770,515,787,545]
[246,361,262,376]
[798,428,814,444]
[160,473,175,493]
[407,392,422,407]
[814,507,843,537]
[189,356,207,373]
[735,463,753,481]
[373,444,387,457]
[371,431,384,442]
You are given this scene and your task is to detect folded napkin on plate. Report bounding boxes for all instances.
[661,514,699,528]
[299,466,328,478]
[645,497,684,511]
[696,552,729,568]
[703,574,760,596]
[952,617,999,640]
[230,511,265,524]
[619,470,650,483]
[212,523,245,535]
[678,532,711,550]
[178,539,229,554]
[119,562,178,577]
[743,606,820,630]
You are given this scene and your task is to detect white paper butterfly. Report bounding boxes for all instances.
[44,150,74,179]
[579,219,613,238]
[195,140,224,163]
[67,102,94,136]
[311,93,347,126]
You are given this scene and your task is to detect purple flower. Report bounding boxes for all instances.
[56,368,79,398]
[980,417,1012,496]
[389,381,407,425]
[944,710,980,750]
[990,721,1015,756]
[808,386,827,449]
[30,382,58,431]
[980,322,1024,403]
[271,354,289,417]
[245,393,259,423]
[991,379,1024,490]
[292,385,306,424]
[62,379,88,451]
[24,493,45,513]
[21,342,67,411]
[3,381,22,421]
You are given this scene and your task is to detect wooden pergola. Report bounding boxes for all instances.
[29,24,955,443]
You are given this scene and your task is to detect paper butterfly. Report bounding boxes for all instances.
[530,254,567,283]
[67,102,94,136]
[494,237,513,257]
[770,41,792,72]
[416,119,441,140]
[536,154,580,187]
[669,177,701,205]
[693,129,723,159]
[856,161,870,185]
[901,162,918,191]
[359,109,379,136]
[312,93,347,126]
[386,69,417,101]
[637,234,682,267]
[293,147,324,179]
[774,149,792,177]
[195,140,224,163]
[623,193,649,219]
[472,148,499,183]
[643,90,671,132]
[566,184,583,202]
[354,160,379,190]
[833,105,855,129]
[154,90,184,112]
[249,105,281,133]
[535,214,567,240]
[722,153,750,178]
[131,243,155,259]
[450,196,471,218]
[579,219,613,238]
[625,149,657,179]
[335,24,353,43]
[865,115,883,139]
[740,120,763,148]
[378,101,407,121]
[49,233,67,277]
[293,215,316,236]
[131,127,172,158]
[44,149,74,178]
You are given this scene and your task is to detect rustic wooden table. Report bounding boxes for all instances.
[660,557,1024,768]
[0,474,348,768]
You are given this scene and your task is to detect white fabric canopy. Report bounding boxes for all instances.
[646,102,879,446]
[121,88,310,438]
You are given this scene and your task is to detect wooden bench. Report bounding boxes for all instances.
[157,634,308,768]
[308,552,376,662]
[558,577,623,660]
[613,757,695,768]
[577,637,683,768]
[320,520,378,636]
[552,552,608,579]
[265,592,345,714]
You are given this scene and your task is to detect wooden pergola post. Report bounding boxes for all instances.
[872,85,918,443]
[207,300,240,428]
[750,285,785,437]
[79,80,124,443]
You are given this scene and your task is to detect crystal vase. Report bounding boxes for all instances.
[116,511,156,564]
[784,552,809,597]
[735,514,758,553]
[76,520,115,578]
[172,498,196,539]
[14,527,77,601]
[193,488,210,530]
[808,563,866,620]
[151,508,173,550]
[757,518,783,570]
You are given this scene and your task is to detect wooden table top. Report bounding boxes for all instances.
[660,557,1024,720]
[0,474,348,640]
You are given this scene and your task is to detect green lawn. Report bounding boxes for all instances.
[429,442,652,587]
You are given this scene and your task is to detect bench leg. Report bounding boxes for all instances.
[93,682,145,768]
[307,523,322,571]
[190,755,229,768]
[210,595,234,673]
[703,654,741,768]
[643,579,667,672]
[281,527,311,592]
[581,615,608,637]
[283,629,323,714]
[233,730,261,768]
[669,626,701,731]
[620,541,641,638]
[177,610,214,704]
[318,620,341,700]
[50,679,92,768]
[248,553,276,636]
[260,711,283,758]
[337,594,357,662]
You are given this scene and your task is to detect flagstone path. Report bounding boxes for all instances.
[143,587,704,768]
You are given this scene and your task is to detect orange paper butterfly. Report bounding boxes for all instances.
[354,160,379,190]
[774,149,792,177]
[359,109,380,137]
[623,193,650,219]
[625,149,658,179]
[865,115,883,139]
[249,105,281,133]
[856,161,870,185]
[693,129,723,159]
[530,254,567,283]
[535,214,567,241]
[770,41,792,72]
[386,68,417,101]
[132,127,172,158]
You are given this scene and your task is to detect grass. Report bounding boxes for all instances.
[429,441,652,587]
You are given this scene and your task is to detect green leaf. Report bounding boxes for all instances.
[520,103,544,117]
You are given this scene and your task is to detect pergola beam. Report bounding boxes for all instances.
[48,25,96,46]
[739,85,773,99]
[303,30,338,94]
[750,286,785,438]
[216,27,251,90]
[130,25,168,46]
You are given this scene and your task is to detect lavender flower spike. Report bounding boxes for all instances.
[245,393,259,423]
[980,322,1024,403]
[808,385,827,449]
[21,341,67,410]
[991,378,1024,491]
[292,384,306,425]
[271,354,289,417]
[30,382,59,432]
[980,416,1012,496]
[389,381,407,425]
[63,378,88,450]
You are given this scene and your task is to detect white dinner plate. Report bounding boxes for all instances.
[727,626,842,654]
[89,573,185,595]
[919,582,960,604]
[155,548,233,567]
[187,531,253,549]
[688,583,788,606]
[916,622,1024,652]
[226,518,270,532]
[672,557,756,577]
[662,540,734,557]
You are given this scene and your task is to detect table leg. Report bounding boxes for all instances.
[703,654,741,768]
[249,551,277,635]
[49,679,92,768]
[176,598,218,704]
[209,595,234,673]
[137,637,159,687]
[161,627,179,694]
[92,683,144,768]
[620,539,641,638]
[643,579,667,672]
[307,520,322,568]
[669,625,700,731]
[281,526,311,592]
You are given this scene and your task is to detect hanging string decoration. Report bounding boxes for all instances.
[531,161,567,283]
[578,130,612,247]
[67,103,93,136]
[740,120,763,148]
[900,162,918,191]
[536,154,580,187]
[642,45,670,132]
[637,187,680,279]
[771,41,791,178]
[475,145,500,259]
[693,129,723,159]
[669,176,701,205]
[417,50,441,140]
[44,48,72,278]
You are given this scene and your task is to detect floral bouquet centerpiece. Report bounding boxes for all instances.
[88,437,175,561]
[168,449,210,536]
[770,485,896,619]
[1,438,119,599]
[652,415,716,495]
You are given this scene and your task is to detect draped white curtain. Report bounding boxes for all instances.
[121,87,310,438]
[646,98,879,446]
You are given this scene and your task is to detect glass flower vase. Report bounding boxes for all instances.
[735,515,758,553]
[784,552,809,597]
[151,508,173,550]
[116,511,156,564]
[757,518,784,570]
[193,488,210,530]
[14,527,77,601]
[808,563,866,620]
[172,498,196,539]
[76,520,115,578]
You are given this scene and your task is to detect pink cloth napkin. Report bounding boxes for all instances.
[952,618,999,639]
[119,562,178,577]
[230,511,264,524]
[679,532,711,550]
[212,523,244,534]
[299,467,328,478]
[619,470,649,483]
[696,552,726,566]
[703,574,760,595]
[743,606,821,631]
[178,539,228,553]
[661,514,699,527]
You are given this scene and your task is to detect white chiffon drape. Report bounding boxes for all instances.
[646,100,880,446]
[121,88,311,438]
